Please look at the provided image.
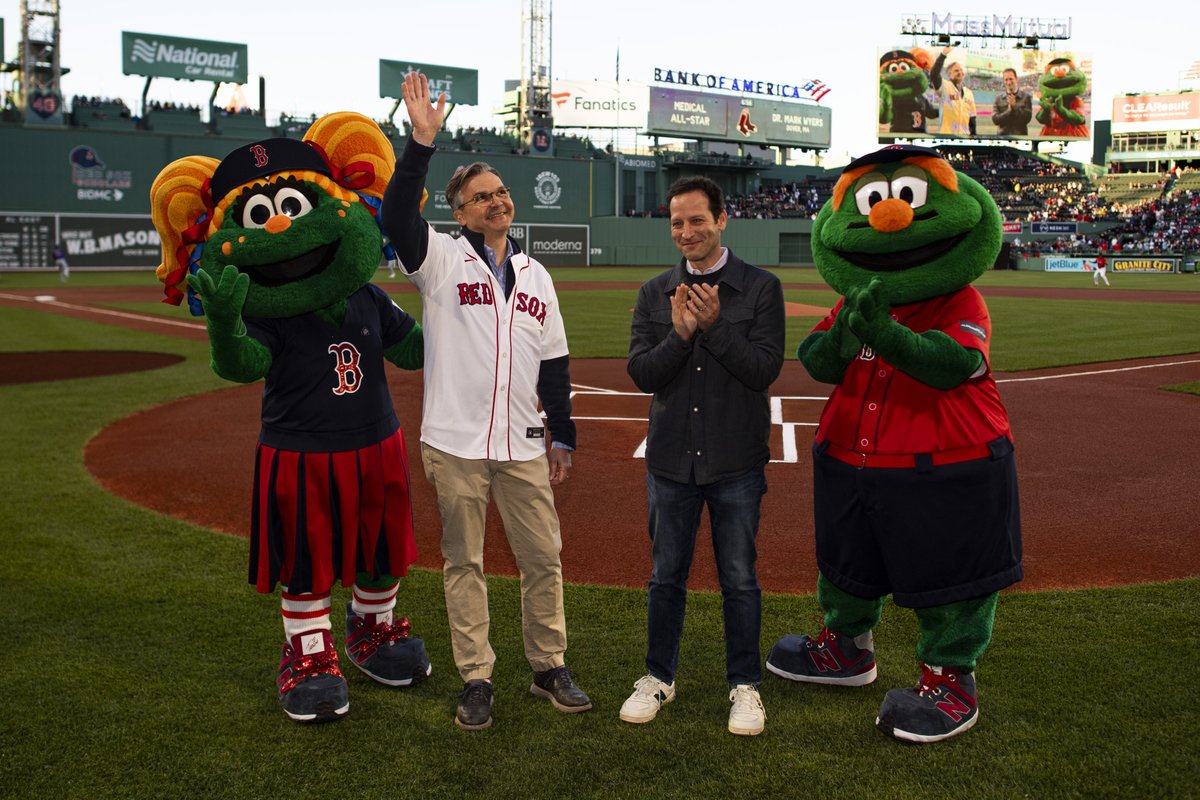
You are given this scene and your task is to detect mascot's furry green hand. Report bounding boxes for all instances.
[799,145,1000,389]
[186,264,271,382]
[151,112,422,383]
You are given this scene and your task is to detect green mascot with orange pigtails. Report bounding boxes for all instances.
[150,112,431,723]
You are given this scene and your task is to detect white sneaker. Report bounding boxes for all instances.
[619,674,675,724]
[728,684,766,736]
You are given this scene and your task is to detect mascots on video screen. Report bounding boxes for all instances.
[1036,56,1088,138]
[766,144,1023,743]
[878,48,938,135]
[150,112,431,723]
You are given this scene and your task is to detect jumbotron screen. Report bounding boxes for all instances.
[647,87,831,149]
[876,45,1092,142]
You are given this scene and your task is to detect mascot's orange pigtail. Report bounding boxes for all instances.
[304,112,395,201]
[305,111,428,214]
[304,111,427,244]
[150,156,219,306]
[910,47,933,71]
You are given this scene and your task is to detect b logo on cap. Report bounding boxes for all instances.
[250,144,269,168]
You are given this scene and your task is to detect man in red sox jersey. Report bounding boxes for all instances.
[766,145,1022,744]
[382,72,590,731]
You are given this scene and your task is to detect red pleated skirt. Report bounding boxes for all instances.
[248,428,417,594]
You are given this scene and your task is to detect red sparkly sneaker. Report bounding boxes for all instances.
[344,602,432,687]
[277,629,349,723]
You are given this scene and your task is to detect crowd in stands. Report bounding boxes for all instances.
[71,95,132,114]
[1011,188,1200,256]
[147,100,202,114]
[712,147,1199,258]
[725,181,828,220]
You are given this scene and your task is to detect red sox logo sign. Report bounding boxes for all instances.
[250,144,269,168]
[737,108,758,136]
[328,342,363,395]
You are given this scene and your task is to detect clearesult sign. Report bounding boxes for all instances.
[122,31,247,83]
[380,60,478,105]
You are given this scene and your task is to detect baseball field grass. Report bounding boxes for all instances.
[1,268,1198,799]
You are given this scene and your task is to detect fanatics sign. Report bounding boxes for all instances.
[549,80,648,129]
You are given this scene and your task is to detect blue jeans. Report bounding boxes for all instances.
[645,465,766,686]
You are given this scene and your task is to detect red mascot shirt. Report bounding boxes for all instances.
[812,285,1011,455]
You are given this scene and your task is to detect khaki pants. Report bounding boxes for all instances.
[421,443,567,681]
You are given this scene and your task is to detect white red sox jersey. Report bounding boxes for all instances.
[407,226,569,462]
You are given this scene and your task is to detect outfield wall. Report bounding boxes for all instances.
[590,217,814,267]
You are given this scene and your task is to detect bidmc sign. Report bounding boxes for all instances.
[122,32,247,83]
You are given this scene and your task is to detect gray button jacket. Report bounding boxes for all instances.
[627,251,785,485]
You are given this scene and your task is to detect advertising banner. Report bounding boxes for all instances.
[1002,221,1022,233]
[550,80,647,128]
[122,31,247,83]
[1111,93,1200,134]
[424,223,586,266]
[527,225,589,266]
[648,87,830,148]
[1031,221,1078,234]
[1112,257,1177,273]
[0,213,160,268]
[59,215,161,267]
[876,46,1091,141]
[1044,257,1088,272]
[380,60,478,105]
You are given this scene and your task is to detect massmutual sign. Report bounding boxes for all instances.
[122,32,247,83]
[909,12,1072,38]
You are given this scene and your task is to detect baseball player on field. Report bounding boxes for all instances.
[381,71,591,731]
[1092,253,1110,286]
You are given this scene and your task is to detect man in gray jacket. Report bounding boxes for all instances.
[621,176,785,736]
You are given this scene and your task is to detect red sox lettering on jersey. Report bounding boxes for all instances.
[457,282,549,325]
[328,341,363,395]
[409,224,569,461]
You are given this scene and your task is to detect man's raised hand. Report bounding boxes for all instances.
[401,72,447,147]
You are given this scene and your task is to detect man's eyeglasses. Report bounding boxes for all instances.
[459,187,511,209]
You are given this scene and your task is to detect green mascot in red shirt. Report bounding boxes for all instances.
[767,144,1022,743]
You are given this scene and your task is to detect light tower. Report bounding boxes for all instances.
[16,0,65,125]
[520,0,553,153]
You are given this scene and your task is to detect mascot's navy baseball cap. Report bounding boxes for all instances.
[879,50,918,71]
[843,144,945,174]
[210,138,331,201]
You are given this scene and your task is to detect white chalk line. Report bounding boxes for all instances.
[570,358,1200,461]
[997,358,1200,383]
[0,293,206,331]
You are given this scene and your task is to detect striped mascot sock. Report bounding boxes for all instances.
[351,581,400,626]
[281,590,333,640]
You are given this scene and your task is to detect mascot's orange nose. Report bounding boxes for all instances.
[868,198,914,233]
[264,215,292,235]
